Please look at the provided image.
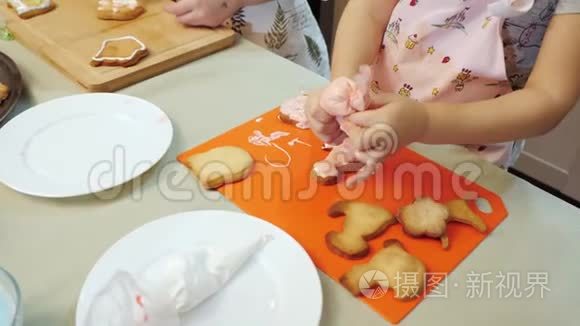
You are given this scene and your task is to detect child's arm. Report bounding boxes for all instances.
[421,14,580,145]
[349,14,580,153]
[331,0,397,79]
[306,0,396,144]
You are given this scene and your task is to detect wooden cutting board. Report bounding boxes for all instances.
[1,0,237,91]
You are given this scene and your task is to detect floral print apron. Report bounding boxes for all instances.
[373,0,536,168]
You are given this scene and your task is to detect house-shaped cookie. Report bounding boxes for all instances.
[90,36,149,67]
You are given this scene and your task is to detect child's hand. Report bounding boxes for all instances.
[164,0,242,27]
[305,89,346,145]
[347,93,429,162]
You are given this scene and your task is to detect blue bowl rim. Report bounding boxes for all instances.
[0,266,21,326]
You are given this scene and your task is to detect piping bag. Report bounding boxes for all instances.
[312,65,378,185]
[277,65,376,186]
[84,235,273,326]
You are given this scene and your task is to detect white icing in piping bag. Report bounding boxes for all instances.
[84,235,273,326]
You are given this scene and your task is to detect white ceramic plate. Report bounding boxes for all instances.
[0,93,173,197]
[75,210,323,326]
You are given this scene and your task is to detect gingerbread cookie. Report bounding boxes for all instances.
[97,0,145,21]
[0,83,9,104]
[90,36,149,67]
[312,139,365,185]
[7,0,56,19]
[398,198,451,248]
[340,239,426,300]
[397,198,487,249]
[185,146,254,190]
[446,199,488,232]
[326,201,396,259]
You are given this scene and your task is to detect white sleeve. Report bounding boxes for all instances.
[555,0,580,14]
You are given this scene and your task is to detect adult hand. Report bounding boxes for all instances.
[164,0,243,27]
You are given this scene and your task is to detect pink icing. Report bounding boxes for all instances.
[248,130,292,167]
[279,93,309,129]
[313,65,376,184]
[319,65,372,117]
[279,65,372,132]
[313,138,372,182]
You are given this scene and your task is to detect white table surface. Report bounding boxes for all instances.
[1,38,579,326]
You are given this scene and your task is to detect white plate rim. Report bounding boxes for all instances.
[75,209,323,326]
[0,93,173,198]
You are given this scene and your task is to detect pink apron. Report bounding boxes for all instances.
[373,0,534,167]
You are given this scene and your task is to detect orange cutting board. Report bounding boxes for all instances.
[178,108,509,324]
[2,0,236,91]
